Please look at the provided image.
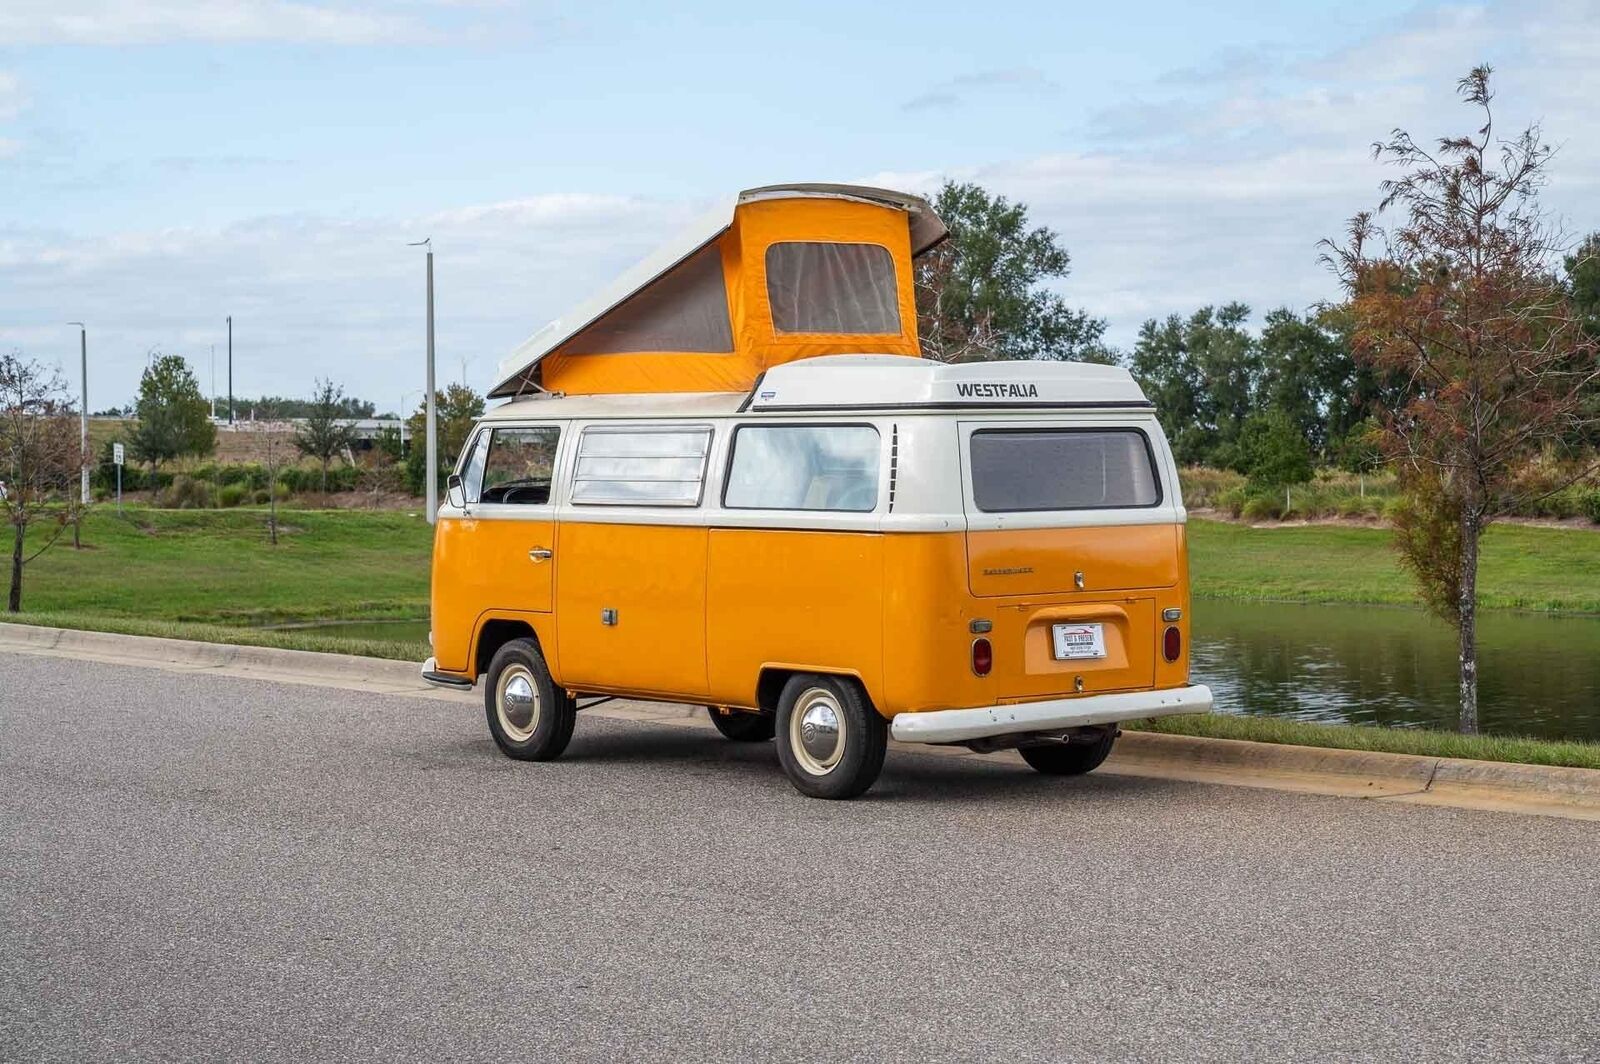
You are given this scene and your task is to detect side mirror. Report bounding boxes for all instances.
[446,472,467,511]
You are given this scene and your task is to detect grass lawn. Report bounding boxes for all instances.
[1130,713,1600,771]
[13,507,433,626]
[1189,518,1600,614]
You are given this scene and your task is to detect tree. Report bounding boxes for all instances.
[1565,233,1600,340]
[1237,409,1313,490]
[293,378,360,492]
[1128,303,1261,467]
[915,181,1108,362]
[129,354,215,472]
[1,353,84,612]
[263,434,286,547]
[1322,66,1600,733]
[405,384,485,496]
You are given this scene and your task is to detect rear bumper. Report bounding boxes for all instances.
[889,684,1212,745]
[420,656,474,691]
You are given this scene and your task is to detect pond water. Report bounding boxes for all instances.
[1195,600,1600,743]
[284,601,1600,743]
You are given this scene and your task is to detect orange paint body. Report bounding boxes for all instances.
[430,518,1191,719]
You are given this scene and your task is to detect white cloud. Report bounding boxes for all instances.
[0,1,457,46]
[0,193,704,409]
[4,0,1598,407]
[0,71,26,121]
[883,0,1600,346]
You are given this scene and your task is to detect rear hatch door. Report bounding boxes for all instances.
[960,420,1179,701]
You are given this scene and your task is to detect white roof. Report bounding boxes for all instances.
[487,184,948,399]
[750,355,1150,410]
[482,355,1149,421]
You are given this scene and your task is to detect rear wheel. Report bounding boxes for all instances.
[706,707,776,742]
[774,674,887,799]
[484,638,575,761]
[1018,728,1117,776]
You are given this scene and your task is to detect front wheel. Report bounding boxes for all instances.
[774,674,887,799]
[706,707,776,742]
[484,638,576,761]
[1018,728,1117,776]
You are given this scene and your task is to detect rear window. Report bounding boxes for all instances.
[970,429,1161,512]
[765,242,900,335]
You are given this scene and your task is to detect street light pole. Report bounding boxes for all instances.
[409,238,437,523]
[68,323,88,505]
[226,316,234,425]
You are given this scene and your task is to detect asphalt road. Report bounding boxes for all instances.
[3,653,1598,1064]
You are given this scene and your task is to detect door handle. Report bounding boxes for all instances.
[528,548,553,562]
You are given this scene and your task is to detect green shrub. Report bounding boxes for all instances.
[157,476,214,509]
[1337,495,1372,517]
[217,484,247,508]
[1216,486,1249,518]
[1240,494,1283,521]
[253,489,272,505]
[1582,489,1600,525]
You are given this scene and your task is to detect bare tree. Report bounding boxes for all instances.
[1,353,85,612]
[263,433,285,547]
[1322,66,1600,732]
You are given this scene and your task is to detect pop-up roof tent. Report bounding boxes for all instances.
[487,184,948,398]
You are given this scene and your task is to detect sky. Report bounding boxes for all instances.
[2,0,1598,413]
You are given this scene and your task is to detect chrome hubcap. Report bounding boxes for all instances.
[790,688,845,776]
[497,666,540,742]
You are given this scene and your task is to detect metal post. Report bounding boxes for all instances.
[227,316,234,425]
[410,239,437,523]
[69,323,88,505]
[425,247,437,523]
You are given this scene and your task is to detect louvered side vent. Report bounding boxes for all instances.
[887,423,899,512]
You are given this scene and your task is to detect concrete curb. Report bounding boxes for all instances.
[4,621,1598,819]
[1109,731,1600,818]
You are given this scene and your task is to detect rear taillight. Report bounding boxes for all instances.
[971,638,993,677]
[1163,625,1182,663]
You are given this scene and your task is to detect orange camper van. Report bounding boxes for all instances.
[423,184,1211,798]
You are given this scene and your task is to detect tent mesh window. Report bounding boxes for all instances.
[566,245,734,355]
[765,242,900,335]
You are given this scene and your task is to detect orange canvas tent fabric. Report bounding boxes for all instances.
[489,186,946,398]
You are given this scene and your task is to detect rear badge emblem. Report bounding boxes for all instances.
[982,566,1034,576]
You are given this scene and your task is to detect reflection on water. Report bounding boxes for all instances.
[285,603,1600,743]
[1194,600,1600,742]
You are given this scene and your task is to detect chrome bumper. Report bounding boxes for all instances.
[889,684,1213,745]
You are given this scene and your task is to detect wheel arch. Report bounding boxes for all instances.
[473,614,556,682]
[755,664,887,719]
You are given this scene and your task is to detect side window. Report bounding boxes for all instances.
[723,425,880,512]
[480,426,562,505]
[571,425,711,507]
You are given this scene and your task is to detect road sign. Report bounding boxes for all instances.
[113,443,125,466]
[112,443,124,511]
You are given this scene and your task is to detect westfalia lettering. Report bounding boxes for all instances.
[955,382,1040,399]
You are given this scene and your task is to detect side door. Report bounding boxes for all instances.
[555,422,713,700]
[431,423,567,673]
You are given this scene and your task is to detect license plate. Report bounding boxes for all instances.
[1052,622,1106,661]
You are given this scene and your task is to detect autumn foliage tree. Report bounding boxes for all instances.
[1322,66,1600,732]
